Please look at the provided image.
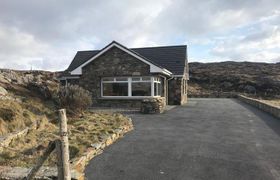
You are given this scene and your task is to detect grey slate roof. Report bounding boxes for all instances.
[66,43,187,75]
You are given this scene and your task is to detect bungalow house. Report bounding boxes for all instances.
[59,41,188,107]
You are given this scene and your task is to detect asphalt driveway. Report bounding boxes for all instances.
[85,98,280,180]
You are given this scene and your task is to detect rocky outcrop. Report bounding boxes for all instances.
[0,69,58,85]
[0,69,59,101]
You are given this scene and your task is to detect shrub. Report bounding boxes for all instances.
[0,108,15,121]
[57,85,92,115]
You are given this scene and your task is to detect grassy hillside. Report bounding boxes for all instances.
[0,70,59,135]
[0,69,133,168]
[188,61,280,98]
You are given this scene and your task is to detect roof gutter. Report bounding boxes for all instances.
[162,68,173,76]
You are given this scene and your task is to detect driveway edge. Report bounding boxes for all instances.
[238,95,280,119]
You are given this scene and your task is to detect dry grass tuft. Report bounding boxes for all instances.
[0,97,56,136]
[0,111,131,167]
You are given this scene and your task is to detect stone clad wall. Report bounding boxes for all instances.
[66,78,79,86]
[168,77,188,105]
[79,47,153,107]
[181,77,188,104]
[140,97,166,114]
[93,99,142,108]
[168,78,181,105]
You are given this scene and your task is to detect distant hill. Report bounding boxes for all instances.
[188,61,280,97]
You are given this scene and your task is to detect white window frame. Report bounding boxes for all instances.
[153,77,161,97]
[183,79,187,95]
[101,76,161,98]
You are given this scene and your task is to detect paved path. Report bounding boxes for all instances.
[85,98,280,180]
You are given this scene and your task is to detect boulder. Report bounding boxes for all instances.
[0,86,8,96]
[221,81,233,88]
[244,85,257,94]
[0,74,9,83]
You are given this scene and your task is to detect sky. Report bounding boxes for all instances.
[0,0,279,71]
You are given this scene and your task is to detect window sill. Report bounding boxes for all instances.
[99,96,161,100]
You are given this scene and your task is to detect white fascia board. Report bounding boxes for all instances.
[172,75,183,77]
[70,42,172,76]
[71,67,82,75]
[162,68,172,76]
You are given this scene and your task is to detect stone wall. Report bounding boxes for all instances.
[238,95,280,119]
[140,97,166,114]
[67,78,79,86]
[189,92,238,98]
[168,77,188,105]
[94,98,142,108]
[0,122,39,153]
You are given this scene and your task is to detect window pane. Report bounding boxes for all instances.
[142,77,151,81]
[103,83,128,96]
[154,83,157,96]
[159,82,162,96]
[132,82,151,96]
[115,77,128,81]
[103,77,114,81]
[154,82,162,96]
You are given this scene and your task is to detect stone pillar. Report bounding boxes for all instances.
[140,97,166,114]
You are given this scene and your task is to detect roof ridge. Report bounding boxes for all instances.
[130,44,187,50]
[77,50,100,52]
[77,44,187,52]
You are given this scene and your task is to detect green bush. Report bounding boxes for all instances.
[57,85,92,114]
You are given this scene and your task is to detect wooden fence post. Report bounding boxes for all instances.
[55,140,64,180]
[57,109,71,180]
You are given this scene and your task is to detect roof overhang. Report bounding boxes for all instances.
[70,41,172,76]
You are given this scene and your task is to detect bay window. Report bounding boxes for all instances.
[101,76,162,97]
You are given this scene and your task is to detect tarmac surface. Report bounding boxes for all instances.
[85,98,280,180]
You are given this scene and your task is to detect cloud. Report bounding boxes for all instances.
[210,18,280,62]
[0,0,279,70]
